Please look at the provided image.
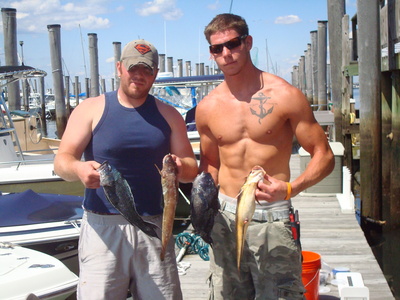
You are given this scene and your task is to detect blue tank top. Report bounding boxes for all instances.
[83,91,171,215]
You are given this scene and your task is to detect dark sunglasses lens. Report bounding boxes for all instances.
[225,37,242,50]
[210,44,223,54]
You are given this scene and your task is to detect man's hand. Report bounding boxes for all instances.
[255,174,288,202]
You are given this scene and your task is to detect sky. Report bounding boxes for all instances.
[0,0,357,92]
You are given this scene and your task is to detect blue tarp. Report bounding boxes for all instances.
[0,189,83,227]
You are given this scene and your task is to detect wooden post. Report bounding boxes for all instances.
[177,59,183,77]
[341,14,353,170]
[305,45,313,105]
[167,57,173,75]
[65,75,71,115]
[39,76,47,136]
[298,56,305,95]
[159,54,166,73]
[310,30,318,109]
[113,41,121,89]
[88,33,99,97]
[317,20,328,110]
[47,24,66,138]
[381,71,392,227]
[1,8,21,110]
[101,78,106,94]
[390,71,400,229]
[292,65,299,88]
[74,76,79,107]
[328,0,345,141]
[200,63,205,76]
[186,61,191,76]
[357,0,382,221]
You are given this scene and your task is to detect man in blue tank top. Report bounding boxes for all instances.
[54,39,198,300]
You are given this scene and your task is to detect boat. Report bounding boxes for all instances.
[0,65,84,196]
[0,242,78,300]
[0,189,83,269]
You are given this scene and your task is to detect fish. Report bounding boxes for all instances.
[190,172,220,246]
[159,154,179,261]
[236,165,266,271]
[97,161,159,239]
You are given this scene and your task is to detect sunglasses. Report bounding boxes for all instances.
[209,35,248,54]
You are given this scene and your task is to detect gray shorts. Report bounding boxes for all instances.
[78,211,182,300]
[208,195,305,300]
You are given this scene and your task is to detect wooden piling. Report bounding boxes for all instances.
[113,41,121,89]
[159,54,166,73]
[341,14,353,170]
[88,33,99,97]
[1,8,20,110]
[47,24,66,139]
[357,0,382,222]
[317,20,328,110]
[74,76,79,107]
[390,71,400,229]
[167,56,173,74]
[305,44,313,105]
[177,59,183,77]
[65,75,71,115]
[327,0,345,142]
[310,30,318,109]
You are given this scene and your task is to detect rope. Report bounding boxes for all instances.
[175,232,210,261]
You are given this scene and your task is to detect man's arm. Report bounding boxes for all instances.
[256,85,334,201]
[54,97,103,189]
[288,88,335,197]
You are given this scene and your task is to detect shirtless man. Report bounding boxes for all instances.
[54,39,197,299]
[197,14,334,299]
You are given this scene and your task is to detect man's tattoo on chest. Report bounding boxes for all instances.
[250,92,274,124]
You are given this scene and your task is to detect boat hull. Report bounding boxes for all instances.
[0,243,78,300]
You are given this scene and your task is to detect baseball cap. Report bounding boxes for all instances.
[121,39,159,72]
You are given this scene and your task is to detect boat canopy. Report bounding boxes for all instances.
[0,189,83,226]
[0,65,47,88]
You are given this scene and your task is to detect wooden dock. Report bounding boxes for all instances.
[177,154,394,299]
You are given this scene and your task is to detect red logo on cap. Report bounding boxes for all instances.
[135,44,151,55]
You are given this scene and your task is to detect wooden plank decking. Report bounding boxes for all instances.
[177,154,394,300]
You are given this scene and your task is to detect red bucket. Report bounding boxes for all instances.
[302,251,321,300]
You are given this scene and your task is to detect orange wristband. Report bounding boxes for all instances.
[284,182,292,200]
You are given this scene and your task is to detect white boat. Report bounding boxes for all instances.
[0,65,84,196]
[0,242,78,300]
[0,189,83,266]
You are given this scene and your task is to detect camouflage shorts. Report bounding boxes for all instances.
[207,201,305,300]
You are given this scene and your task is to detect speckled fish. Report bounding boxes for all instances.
[97,161,159,239]
[190,172,220,246]
[160,154,179,261]
[236,165,266,271]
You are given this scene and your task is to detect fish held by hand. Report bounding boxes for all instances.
[236,165,266,271]
[159,154,179,261]
[97,161,159,239]
[190,172,220,246]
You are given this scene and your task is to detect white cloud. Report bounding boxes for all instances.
[207,0,220,10]
[274,15,301,25]
[3,0,111,32]
[136,0,183,21]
